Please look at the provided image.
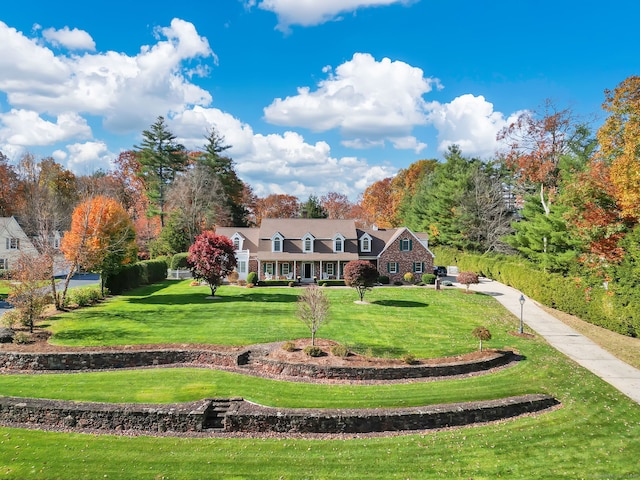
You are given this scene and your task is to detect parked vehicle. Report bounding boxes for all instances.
[433,266,448,277]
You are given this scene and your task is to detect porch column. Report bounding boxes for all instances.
[275,260,279,279]
[320,260,323,280]
[257,260,261,280]
[294,260,297,279]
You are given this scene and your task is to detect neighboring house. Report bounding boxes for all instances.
[0,217,70,276]
[0,217,38,273]
[216,219,435,283]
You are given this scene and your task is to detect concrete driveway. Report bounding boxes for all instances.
[463,277,640,405]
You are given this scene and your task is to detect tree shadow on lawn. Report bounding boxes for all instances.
[52,327,135,344]
[123,282,174,297]
[371,300,428,308]
[125,291,299,305]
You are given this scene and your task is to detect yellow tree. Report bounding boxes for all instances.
[360,177,396,228]
[598,76,640,219]
[60,195,136,303]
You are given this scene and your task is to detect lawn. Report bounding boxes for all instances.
[0,281,638,479]
[0,280,10,298]
[47,281,516,358]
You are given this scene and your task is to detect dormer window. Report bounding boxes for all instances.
[302,233,315,253]
[360,233,372,253]
[271,233,284,252]
[400,238,412,251]
[231,233,244,251]
[333,234,345,253]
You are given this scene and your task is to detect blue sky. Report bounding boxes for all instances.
[1,0,638,200]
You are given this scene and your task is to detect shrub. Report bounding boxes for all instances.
[402,353,418,365]
[246,271,258,285]
[227,271,239,284]
[288,281,295,287]
[422,273,437,284]
[330,344,350,357]
[154,255,171,268]
[403,272,414,283]
[238,279,247,287]
[1,309,20,328]
[68,286,103,307]
[378,275,390,285]
[190,280,200,286]
[317,280,346,287]
[303,345,324,357]
[394,280,404,286]
[140,260,168,283]
[282,341,296,352]
[170,253,190,270]
[13,332,31,344]
[246,283,255,288]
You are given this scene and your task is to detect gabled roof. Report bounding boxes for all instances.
[260,218,357,239]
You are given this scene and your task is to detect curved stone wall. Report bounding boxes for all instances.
[0,394,559,436]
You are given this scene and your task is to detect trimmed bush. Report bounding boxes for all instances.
[402,353,418,365]
[303,345,324,357]
[170,253,190,270]
[246,271,258,285]
[282,341,296,352]
[403,272,415,283]
[422,273,437,284]
[330,344,350,357]
[378,275,390,285]
[104,259,167,295]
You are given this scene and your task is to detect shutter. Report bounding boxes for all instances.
[5,238,8,249]
[387,262,390,272]
[409,239,413,251]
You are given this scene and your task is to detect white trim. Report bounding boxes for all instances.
[333,233,345,253]
[359,232,372,253]
[271,232,284,253]
[302,232,315,253]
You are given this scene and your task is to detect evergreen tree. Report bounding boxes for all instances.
[135,116,187,227]
[198,129,248,226]
[301,195,327,218]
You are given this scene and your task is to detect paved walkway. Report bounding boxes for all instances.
[460,277,640,405]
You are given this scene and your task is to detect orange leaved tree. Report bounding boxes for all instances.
[60,195,136,304]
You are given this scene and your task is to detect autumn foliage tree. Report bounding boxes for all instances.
[598,75,640,220]
[187,231,237,297]
[253,194,300,225]
[61,196,137,302]
[320,192,354,219]
[457,271,479,293]
[360,177,396,228]
[344,260,379,302]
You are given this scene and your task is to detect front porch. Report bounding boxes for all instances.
[257,258,355,283]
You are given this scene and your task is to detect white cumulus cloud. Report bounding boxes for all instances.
[264,53,438,151]
[249,0,414,32]
[42,26,96,51]
[0,110,91,146]
[427,94,524,158]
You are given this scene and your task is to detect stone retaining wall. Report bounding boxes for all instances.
[0,349,241,371]
[0,394,559,435]
[251,350,517,380]
[225,394,559,434]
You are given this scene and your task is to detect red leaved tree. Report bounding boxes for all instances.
[457,271,479,293]
[187,231,237,297]
[344,260,379,302]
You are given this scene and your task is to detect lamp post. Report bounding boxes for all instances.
[519,294,525,334]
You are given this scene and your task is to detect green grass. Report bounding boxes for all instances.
[1,281,639,478]
[47,281,515,358]
[0,280,10,297]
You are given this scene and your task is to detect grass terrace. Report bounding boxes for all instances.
[0,280,638,478]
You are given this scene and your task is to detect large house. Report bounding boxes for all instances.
[216,218,435,284]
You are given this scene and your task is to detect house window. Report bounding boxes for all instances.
[400,238,412,251]
[233,237,240,250]
[413,262,423,274]
[238,261,246,273]
[273,237,282,252]
[0,259,6,270]
[361,236,371,252]
[334,237,343,252]
[304,237,313,252]
[281,263,290,276]
[265,263,274,275]
[6,238,20,250]
[326,263,334,276]
[388,262,398,274]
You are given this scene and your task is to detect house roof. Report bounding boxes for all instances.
[259,218,357,239]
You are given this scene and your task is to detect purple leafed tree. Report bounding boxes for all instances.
[187,231,237,297]
[344,260,379,302]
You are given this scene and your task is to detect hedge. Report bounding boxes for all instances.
[317,280,346,287]
[170,252,190,270]
[105,260,168,295]
[433,247,638,337]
